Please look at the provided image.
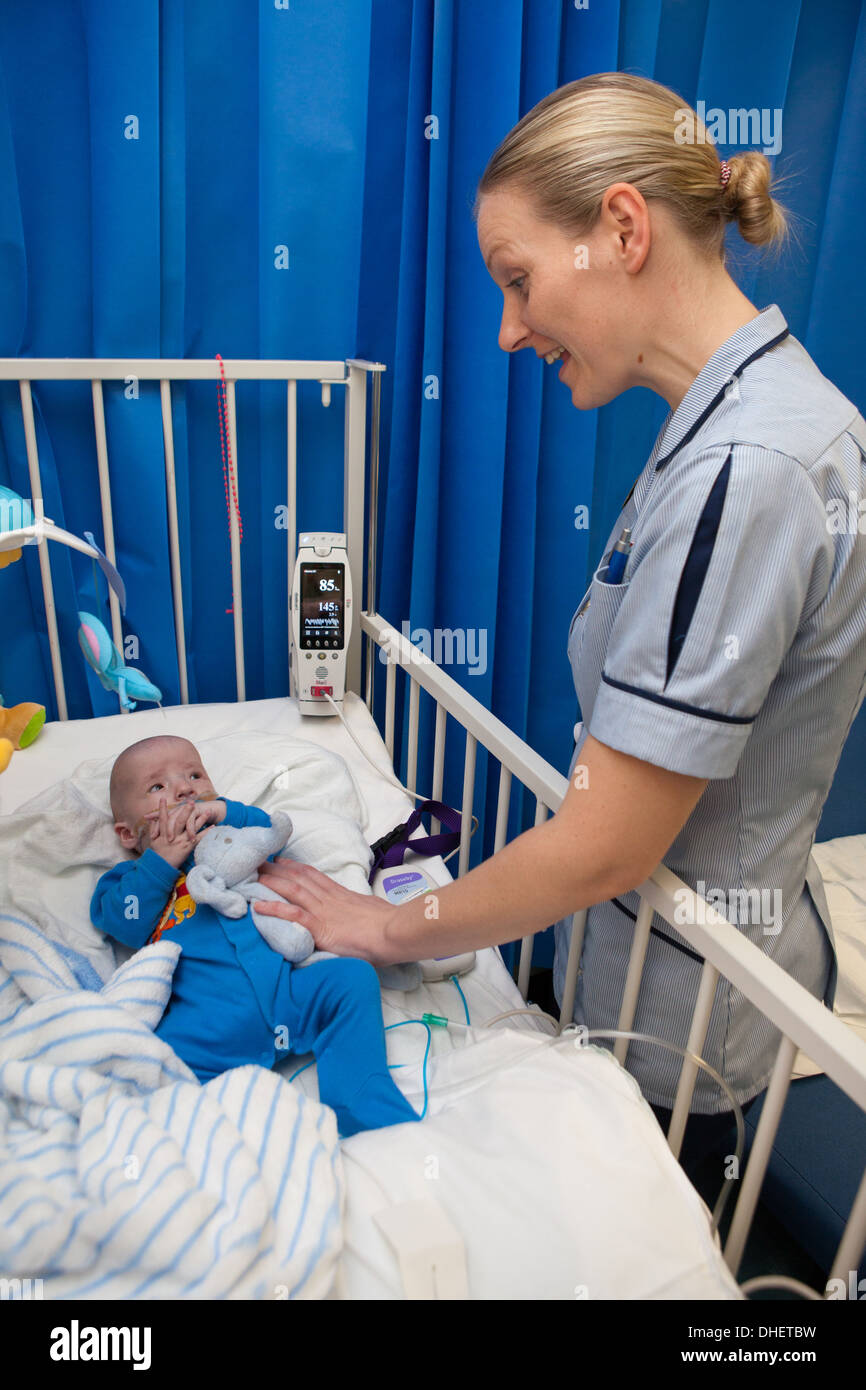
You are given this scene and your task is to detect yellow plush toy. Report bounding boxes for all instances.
[0,697,45,773]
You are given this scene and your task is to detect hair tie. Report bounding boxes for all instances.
[719,159,732,189]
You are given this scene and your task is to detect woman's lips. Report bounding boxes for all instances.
[558,351,571,378]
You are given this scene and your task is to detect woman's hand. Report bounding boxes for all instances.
[254,860,397,966]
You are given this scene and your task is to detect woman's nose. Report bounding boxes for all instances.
[498,300,530,354]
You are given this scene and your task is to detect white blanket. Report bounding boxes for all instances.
[0,915,343,1298]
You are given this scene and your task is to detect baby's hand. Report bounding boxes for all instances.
[145,798,210,870]
[191,798,227,830]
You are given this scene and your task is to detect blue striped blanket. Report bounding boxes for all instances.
[0,915,344,1299]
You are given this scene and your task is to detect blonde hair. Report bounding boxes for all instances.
[473,72,790,261]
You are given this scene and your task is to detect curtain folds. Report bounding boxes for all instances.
[1,3,863,966]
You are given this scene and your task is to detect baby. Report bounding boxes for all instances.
[91,734,419,1138]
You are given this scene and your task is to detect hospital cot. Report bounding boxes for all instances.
[0,355,865,1302]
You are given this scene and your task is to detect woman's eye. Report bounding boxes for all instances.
[507,276,527,296]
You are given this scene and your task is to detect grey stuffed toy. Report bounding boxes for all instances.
[185,811,317,964]
[185,811,421,989]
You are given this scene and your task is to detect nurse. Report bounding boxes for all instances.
[257,73,866,1167]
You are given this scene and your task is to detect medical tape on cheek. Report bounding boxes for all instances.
[138,799,204,840]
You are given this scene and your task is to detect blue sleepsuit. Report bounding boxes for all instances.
[90,797,419,1137]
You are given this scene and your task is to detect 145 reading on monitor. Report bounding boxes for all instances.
[300,563,345,649]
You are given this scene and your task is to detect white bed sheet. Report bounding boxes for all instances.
[794,835,866,1077]
[0,693,741,1299]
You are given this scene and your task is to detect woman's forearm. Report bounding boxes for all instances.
[379,816,616,965]
[256,735,707,968]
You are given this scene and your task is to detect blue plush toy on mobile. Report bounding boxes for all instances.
[1,488,161,711]
[76,532,162,711]
[77,611,161,712]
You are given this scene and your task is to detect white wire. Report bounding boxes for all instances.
[483,1011,746,1234]
[323,690,478,863]
[583,1028,745,1233]
[484,1007,561,1034]
[739,1275,824,1300]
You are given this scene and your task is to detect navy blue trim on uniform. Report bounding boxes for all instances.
[654,327,789,472]
[600,672,754,724]
[610,897,705,965]
[665,449,733,688]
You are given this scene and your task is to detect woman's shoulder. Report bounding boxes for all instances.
[695,331,864,475]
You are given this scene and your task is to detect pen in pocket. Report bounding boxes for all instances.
[605,527,632,585]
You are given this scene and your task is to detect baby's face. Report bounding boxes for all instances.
[114,739,218,851]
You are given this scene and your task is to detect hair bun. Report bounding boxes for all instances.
[724,151,787,248]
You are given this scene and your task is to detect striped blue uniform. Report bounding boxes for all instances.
[554,304,866,1112]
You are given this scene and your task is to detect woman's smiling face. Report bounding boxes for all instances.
[476,186,641,410]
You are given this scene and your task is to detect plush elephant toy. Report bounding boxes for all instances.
[185,811,319,964]
[185,810,422,990]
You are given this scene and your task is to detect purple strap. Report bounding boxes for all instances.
[368,801,462,884]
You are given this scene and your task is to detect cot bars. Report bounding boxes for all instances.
[1,357,380,717]
[407,676,420,797]
[516,799,549,998]
[361,616,866,1286]
[159,380,188,705]
[364,367,383,711]
[458,733,476,878]
[224,379,245,702]
[557,909,586,1027]
[17,381,67,720]
[287,379,297,693]
[345,359,386,702]
[666,959,720,1159]
[90,380,127,714]
[724,1034,797,1276]
[363,613,568,812]
[613,897,654,1065]
[431,702,446,834]
[493,764,511,856]
[829,1165,866,1291]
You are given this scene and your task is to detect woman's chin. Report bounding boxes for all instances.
[562,367,590,408]
[564,368,613,411]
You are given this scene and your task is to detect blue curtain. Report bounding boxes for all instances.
[1,1,864,967]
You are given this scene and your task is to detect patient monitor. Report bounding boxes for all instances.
[290,532,352,715]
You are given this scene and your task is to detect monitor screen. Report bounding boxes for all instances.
[300,563,345,649]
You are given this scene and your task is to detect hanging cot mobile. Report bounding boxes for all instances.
[0,485,161,749]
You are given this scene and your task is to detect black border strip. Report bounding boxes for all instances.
[601,672,754,724]
[611,896,705,964]
[665,449,733,686]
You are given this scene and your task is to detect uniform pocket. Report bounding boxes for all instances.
[569,564,632,725]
